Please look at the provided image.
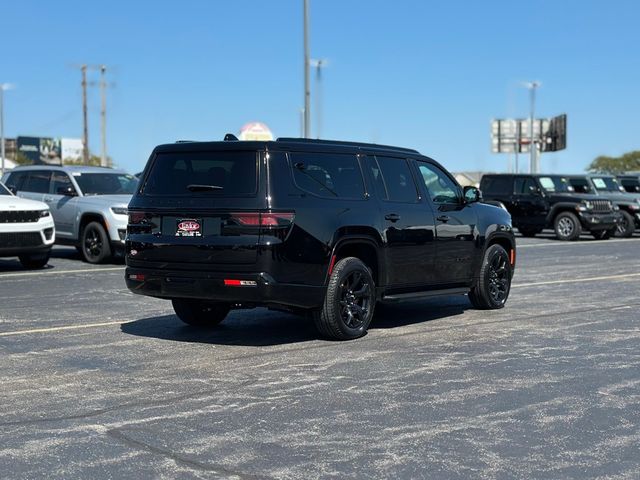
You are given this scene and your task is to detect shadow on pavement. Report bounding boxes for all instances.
[121,295,470,347]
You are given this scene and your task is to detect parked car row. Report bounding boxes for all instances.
[1,166,137,264]
[480,173,640,240]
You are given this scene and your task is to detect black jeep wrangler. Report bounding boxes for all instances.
[126,137,515,340]
[480,174,619,240]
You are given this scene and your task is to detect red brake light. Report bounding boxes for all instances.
[128,211,147,224]
[230,212,295,227]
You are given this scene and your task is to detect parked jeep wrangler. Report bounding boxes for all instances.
[126,137,516,340]
[480,174,619,240]
[566,174,640,238]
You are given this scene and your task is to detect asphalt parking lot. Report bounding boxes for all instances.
[1,233,639,479]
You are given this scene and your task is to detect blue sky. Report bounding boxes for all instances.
[2,0,639,174]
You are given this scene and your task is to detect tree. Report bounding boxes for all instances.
[587,150,640,174]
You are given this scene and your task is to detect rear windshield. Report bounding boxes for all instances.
[143,151,257,196]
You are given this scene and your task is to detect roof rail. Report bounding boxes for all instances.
[275,137,419,154]
[175,140,195,143]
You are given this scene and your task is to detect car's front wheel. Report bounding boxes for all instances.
[81,221,112,264]
[312,257,375,340]
[172,299,231,327]
[18,251,50,269]
[469,244,512,309]
[614,211,635,238]
[554,212,581,241]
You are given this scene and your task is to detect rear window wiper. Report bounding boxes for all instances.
[186,184,224,192]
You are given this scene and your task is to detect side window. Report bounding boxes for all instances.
[417,162,460,204]
[290,152,365,199]
[370,156,418,203]
[514,177,537,195]
[23,171,52,193]
[51,172,75,194]
[5,171,27,190]
[480,176,512,195]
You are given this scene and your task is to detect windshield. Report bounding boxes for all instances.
[538,176,574,193]
[591,176,622,192]
[73,173,137,195]
[0,182,12,196]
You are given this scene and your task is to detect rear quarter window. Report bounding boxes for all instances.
[142,151,258,196]
[289,152,365,200]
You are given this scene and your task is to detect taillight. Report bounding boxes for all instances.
[127,211,154,234]
[128,211,147,224]
[230,212,295,228]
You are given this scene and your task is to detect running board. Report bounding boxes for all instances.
[382,287,470,302]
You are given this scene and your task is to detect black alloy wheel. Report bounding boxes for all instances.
[469,244,512,309]
[614,210,635,238]
[313,257,375,340]
[81,221,112,264]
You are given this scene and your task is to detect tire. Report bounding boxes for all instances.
[469,244,512,310]
[591,229,613,240]
[553,211,581,241]
[172,299,230,327]
[614,210,635,238]
[81,221,112,264]
[18,251,51,269]
[518,227,542,237]
[312,257,375,340]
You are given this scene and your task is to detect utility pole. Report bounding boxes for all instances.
[81,65,90,165]
[299,108,305,137]
[303,0,311,138]
[100,65,108,167]
[311,59,327,139]
[525,81,540,173]
[0,85,6,177]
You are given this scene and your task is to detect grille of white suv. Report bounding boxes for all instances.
[0,211,41,223]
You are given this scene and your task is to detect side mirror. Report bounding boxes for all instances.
[463,186,482,203]
[6,185,17,195]
[57,186,77,196]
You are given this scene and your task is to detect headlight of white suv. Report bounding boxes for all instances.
[40,210,50,217]
[110,207,128,216]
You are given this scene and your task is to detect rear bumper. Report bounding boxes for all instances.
[577,212,619,231]
[125,267,326,310]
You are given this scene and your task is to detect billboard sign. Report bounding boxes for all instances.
[61,138,83,162]
[491,115,566,154]
[17,136,62,164]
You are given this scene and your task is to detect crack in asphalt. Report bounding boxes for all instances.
[105,427,270,479]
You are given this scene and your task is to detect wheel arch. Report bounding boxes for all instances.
[328,235,384,287]
[78,212,108,240]
[482,231,516,274]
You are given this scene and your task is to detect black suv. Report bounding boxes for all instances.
[480,174,619,240]
[566,174,640,238]
[126,138,516,340]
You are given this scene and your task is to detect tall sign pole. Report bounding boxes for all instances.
[303,0,311,138]
[81,65,90,165]
[526,81,540,173]
[0,86,5,176]
[100,65,108,167]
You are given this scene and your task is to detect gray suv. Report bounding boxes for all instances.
[2,166,137,263]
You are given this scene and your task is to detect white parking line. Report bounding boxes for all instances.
[0,320,134,337]
[512,272,640,288]
[0,266,124,278]
[519,237,640,248]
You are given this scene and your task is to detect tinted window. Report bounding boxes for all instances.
[6,171,28,191]
[567,177,592,194]
[144,151,257,196]
[418,163,460,204]
[291,152,364,199]
[0,182,11,196]
[481,176,512,195]
[23,171,52,193]
[74,173,137,195]
[51,172,75,194]
[514,177,538,194]
[370,156,418,203]
[620,178,640,193]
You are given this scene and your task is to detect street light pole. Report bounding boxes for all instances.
[303,0,311,138]
[0,83,14,177]
[81,65,90,165]
[310,59,327,139]
[525,81,540,173]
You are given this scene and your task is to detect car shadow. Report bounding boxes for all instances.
[120,295,470,347]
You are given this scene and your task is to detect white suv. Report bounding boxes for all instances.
[0,181,55,268]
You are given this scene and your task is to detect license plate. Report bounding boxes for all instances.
[176,218,203,237]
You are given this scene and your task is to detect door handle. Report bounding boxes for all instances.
[437,215,450,222]
[384,213,400,222]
